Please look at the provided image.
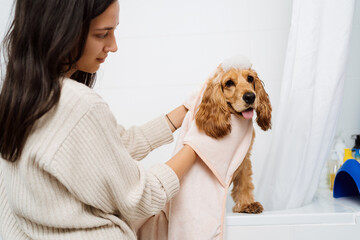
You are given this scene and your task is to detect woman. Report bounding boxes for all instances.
[0,0,197,239]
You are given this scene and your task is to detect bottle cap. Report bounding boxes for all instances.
[355,149,360,158]
[352,134,360,149]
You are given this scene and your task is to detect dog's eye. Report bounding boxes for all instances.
[225,80,235,88]
[247,75,254,83]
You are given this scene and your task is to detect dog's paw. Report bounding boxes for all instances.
[232,202,264,214]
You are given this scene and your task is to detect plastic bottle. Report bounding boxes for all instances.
[328,151,341,191]
[354,149,360,163]
[343,148,353,163]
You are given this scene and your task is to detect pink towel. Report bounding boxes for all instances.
[135,82,253,239]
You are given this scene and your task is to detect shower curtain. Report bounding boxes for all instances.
[256,0,355,210]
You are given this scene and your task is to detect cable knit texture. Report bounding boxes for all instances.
[0,78,179,240]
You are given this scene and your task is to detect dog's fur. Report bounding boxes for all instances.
[195,65,272,213]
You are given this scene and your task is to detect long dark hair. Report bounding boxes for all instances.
[0,0,116,162]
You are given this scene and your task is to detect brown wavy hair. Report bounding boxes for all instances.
[0,0,116,162]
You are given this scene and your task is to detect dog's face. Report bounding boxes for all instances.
[195,66,272,139]
[220,68,257,120]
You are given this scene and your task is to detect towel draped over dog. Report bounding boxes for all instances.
[136,83,254,239]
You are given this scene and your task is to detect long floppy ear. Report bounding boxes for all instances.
[253,71,272,131]
[195,70,231,139]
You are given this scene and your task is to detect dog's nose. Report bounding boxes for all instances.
[243,92,256,104]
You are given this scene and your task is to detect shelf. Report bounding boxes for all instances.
[226,189,360,226]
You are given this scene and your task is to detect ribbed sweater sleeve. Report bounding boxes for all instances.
[0,167,29,240]
[117,116,174,160]
[48,103,179,222]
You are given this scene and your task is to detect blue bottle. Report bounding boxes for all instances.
[354,149,360,162]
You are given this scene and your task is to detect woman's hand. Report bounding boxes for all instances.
[166,144,197,180]
[165,105,188,132]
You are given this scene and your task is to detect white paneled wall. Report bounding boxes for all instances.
[95,0,293,186]
[0,0,293,184]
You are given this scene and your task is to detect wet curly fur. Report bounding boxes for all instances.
[195,65,272,214]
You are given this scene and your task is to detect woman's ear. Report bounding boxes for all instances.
[253,72,272,131]
[195,71,231,139]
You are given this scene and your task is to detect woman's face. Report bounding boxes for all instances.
[75,1,119,74]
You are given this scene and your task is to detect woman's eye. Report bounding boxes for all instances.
[247,75,254,83]
[225,79,235,87]
[97,32,109,39]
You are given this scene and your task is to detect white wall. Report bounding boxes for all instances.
[0,1,292,185]
[0,1,12,38]
[0,0,292,186]
[0,0,13,80]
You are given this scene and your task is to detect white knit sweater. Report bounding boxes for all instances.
[0,79,179,240]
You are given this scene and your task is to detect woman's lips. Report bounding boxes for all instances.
[96,57,106,63]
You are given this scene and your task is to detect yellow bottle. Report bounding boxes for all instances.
[330,172,336,191]
[343,148,353,163]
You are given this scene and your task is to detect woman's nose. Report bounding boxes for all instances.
[105,36,118,53]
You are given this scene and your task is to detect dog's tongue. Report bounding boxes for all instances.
[242,109,254,119]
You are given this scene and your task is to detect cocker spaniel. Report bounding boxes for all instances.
[195,57,272,213]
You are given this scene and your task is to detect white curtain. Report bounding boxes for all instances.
[256,0,355,210]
